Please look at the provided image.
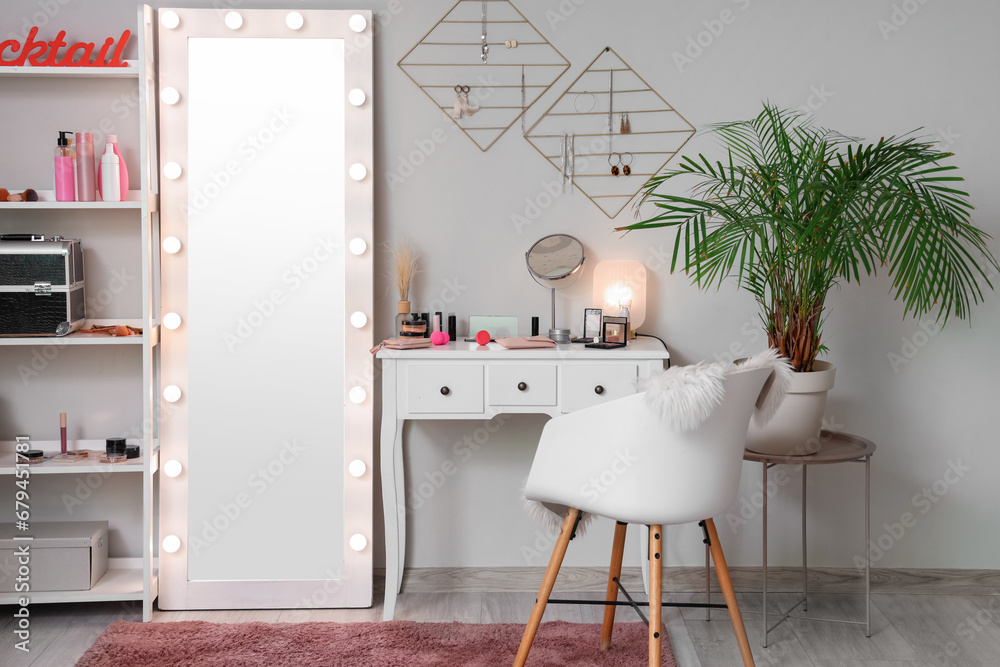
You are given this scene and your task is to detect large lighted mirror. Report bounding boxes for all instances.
[526,234,585,342]
[157,9,373,609]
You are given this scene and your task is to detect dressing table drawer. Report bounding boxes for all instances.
[405,364,484,414]
[561,364,639,412]
[488,365,557,406]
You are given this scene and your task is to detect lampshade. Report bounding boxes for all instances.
[592,260,646,331]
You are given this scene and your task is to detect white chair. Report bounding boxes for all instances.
[514,353,791,667]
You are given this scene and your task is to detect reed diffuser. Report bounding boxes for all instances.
[389,239,419,338]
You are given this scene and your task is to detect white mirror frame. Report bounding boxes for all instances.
[157,8,373,609]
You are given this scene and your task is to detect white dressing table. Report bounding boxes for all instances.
[376,338,669,619]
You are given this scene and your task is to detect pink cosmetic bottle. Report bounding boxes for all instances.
[75,132,96,202]
[54,131,76,202]
[97,134,128,201]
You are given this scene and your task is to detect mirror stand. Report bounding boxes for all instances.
[526,234,586,344]
[548,287,570,343]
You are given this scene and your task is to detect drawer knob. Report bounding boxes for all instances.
[440,386,450,396]
[517,382,528,391]
[594,385,605,395]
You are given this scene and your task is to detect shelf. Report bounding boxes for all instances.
[0,566,151,604]
[0,60,140,79]
[0,332,145,346]
[0,439,150,475]
[0,452,146,475]
[0,320,152,347]
[0,5,159,622]
[0,190,146,209]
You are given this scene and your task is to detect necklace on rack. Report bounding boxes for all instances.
[480,0,488,63]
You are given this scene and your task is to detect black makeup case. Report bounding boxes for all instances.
[0,237,86,336]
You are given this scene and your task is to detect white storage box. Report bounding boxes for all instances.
[0,521,108,592]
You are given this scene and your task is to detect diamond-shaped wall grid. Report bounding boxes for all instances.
[398,0,570,152]
[525,47,696,218]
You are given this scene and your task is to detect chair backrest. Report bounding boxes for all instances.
[524,366,771,526]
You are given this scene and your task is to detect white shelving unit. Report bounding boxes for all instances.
[0,6,159,620]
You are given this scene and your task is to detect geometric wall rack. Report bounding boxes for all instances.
[398,0,570,152]
[524,47,696,218]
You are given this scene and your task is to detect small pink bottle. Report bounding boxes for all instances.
[97,134,129,201]
[54,131,76,202]
[75,132,96,202]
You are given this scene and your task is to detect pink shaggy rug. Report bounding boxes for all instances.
[76,620,676,666]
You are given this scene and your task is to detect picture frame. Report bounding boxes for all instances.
[602,315,628,345]
[584,308,602,339]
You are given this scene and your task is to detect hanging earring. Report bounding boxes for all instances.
[451,85,464,119]
[461,85,479,116]
[621,152,633,176]
[573,92,596,114]
[620,112,631,134]
[609,152,620,176]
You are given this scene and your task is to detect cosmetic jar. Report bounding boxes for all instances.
[23,449,44,464]
[106,437,127,457]
[401,314,427,337]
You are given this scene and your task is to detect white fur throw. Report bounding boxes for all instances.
[520,478,596,538]
[640,348,793,431]
[640,361,727,432]
[735,348,794,427]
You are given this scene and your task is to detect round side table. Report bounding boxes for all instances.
[740,431,876,647]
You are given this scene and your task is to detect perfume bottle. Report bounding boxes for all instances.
[54,131,75,202]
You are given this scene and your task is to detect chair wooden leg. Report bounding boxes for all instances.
[705,518,755,667]
[648,525,663,667]
[600,521,628,650]
[514,508,579,667]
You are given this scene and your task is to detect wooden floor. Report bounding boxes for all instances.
[3,585,999,666]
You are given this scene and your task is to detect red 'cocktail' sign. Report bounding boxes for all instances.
[0,28,131,67]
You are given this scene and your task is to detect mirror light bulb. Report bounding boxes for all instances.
[164,459,183,478]
[348,238,367,256]
[349,533,368,552]
[162,535,181,553]
[349,14,367,32]
[348,89,367,107]
[163,237,182,254]
[350,312,368,329]
[163,385,182,403]
[286,11,304,30]
[163,313,182,330]
[160,87,180,105]
[348,459,367,478]
[163,162,182,180]
[225,11,243,30]
[349,163,367,181]
[349,386,367,404]
[160,10,180,29]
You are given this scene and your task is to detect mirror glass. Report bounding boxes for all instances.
[186,36,346,581]
[526,234,585,288]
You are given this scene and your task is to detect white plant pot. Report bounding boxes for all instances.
[745,360,836,456]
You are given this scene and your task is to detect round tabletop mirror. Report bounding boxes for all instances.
[526,234,585,343]
[526,234,585,288]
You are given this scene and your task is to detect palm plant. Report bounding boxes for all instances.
[615,104,998,371]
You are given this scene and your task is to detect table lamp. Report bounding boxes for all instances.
[593,260,646,339]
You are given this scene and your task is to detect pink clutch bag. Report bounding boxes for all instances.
[494,336,557,349]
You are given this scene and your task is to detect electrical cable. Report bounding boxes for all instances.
[636,332,670,368]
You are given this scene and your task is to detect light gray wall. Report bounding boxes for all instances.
[4,0,997,571]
